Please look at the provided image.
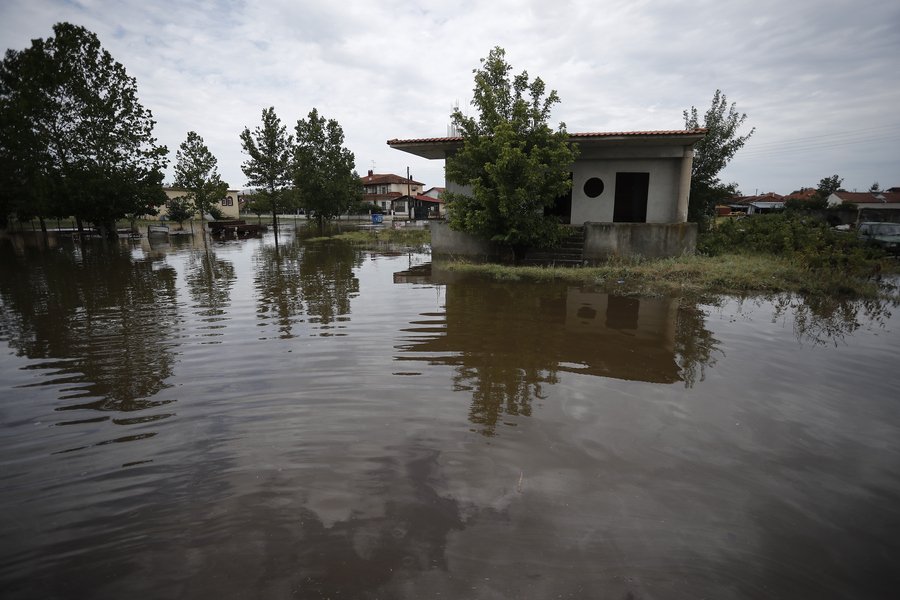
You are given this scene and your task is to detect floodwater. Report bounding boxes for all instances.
[1,228,899,600]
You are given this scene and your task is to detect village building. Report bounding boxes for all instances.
[155,187,241,221]
[360,171,424,214]
[388,129,706,260]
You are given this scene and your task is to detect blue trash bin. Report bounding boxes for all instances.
[371,213,383,224]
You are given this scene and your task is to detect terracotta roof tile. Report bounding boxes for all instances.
[360,173,424,186]
[833,191,900,204]
[387,129,707,145]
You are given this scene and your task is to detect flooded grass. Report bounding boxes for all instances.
[440,253,900,300]
[307,227,431,248]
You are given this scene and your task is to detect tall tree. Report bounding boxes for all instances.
[173,131,227,222]
[240,106,294,232]
[683,89,754,227]
[292,108,360,231]
[0,23,168,238]
[816,174,844,201]
[445,46,577,258]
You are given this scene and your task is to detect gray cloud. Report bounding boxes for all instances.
[2,0,898,193]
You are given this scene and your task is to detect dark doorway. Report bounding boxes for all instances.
[613,172,649,223]
[546,172,573,224]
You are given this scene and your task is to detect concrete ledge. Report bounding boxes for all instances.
[430,221,511,261]
[583,222,697,262]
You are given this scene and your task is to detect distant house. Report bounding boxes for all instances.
[828,190,900,222]
[827,190,900,209]
[157,187,241,221]
[422,186,445,200]
[360,170,424,213]
[388,129,705,260]
[729,192,784,214]
[392,193,444,219]
[782,188,816,203]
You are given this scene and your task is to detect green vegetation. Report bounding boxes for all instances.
[446,46,576,257]
[441,214,898,300]
[239,107,294,230]
[293,108,361,231]
[683,90,754,228]
[173,131,227,221]
[0,22,168,239]
[305,227,430,249]
[439,254,895,300]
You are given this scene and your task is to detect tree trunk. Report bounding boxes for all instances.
[271,208,279,244]
[76,216,84,234]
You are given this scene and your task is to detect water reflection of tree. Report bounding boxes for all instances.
[675,303,720,388]
[397,281,723,435]
[298,240,361,331]
[0,238,179,410]
[254,240,304,338]
[185,246,236,324]
[772,294,895,346]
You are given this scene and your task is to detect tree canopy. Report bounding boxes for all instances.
[173,131,227,221]
[292,108,360,230]
[683,89,754,227]
[240,107,294,229]
[0,22,168,237]
[445,46,576,255]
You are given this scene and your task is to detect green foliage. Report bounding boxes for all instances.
[173,131,227,220]
[240,107,294,224]
[446,47,577,256]
[698,213,883,275]
[815,174,843,201]
[354,201,383,214]
[783,196,828,212]
[293,108,361,229]
[165,195,193,224]
[207,205,225,221]
[684,90,754,228]
[0,23,168,237]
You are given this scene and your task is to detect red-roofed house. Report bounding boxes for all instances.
[360,170,424,213]
[828,190,900,208]
[388,129,705,260]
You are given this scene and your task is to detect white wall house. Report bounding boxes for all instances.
[360,171,424,213]
[387,130,704,226]
[828,190,900,211]
[388,130,705,260]
[156,187,241,221]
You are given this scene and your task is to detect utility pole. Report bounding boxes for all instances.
[407,166,412,220]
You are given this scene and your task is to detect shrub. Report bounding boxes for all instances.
[698,213,883,275]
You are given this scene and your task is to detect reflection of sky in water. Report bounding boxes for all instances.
[1,233,899,599]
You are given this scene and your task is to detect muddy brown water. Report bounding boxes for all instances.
[1,229,899,599]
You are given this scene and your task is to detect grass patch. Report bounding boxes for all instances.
[439,253,898,300]
[315,227,431,248]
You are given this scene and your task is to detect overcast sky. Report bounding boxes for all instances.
[2,0,898,195]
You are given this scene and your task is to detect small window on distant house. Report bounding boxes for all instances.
[222,197,233,206]
[584,177,604,198]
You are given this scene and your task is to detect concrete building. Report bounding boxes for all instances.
[388,129,705,260]
[828,190,900,210]
[360,171,424,213]
[156,187,241,221]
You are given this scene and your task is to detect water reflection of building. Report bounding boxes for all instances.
[395,269,717,435]
[562,290,680,383]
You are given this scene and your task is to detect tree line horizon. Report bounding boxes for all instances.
[2,22,759,244]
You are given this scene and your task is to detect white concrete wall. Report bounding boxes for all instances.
[571,158,680,224]
[158,189,240,220]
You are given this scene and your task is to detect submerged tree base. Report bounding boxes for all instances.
[439,254,900,300]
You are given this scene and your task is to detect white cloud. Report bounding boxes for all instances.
[2,0,898,193]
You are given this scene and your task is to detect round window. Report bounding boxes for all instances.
[583,177,604,198]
